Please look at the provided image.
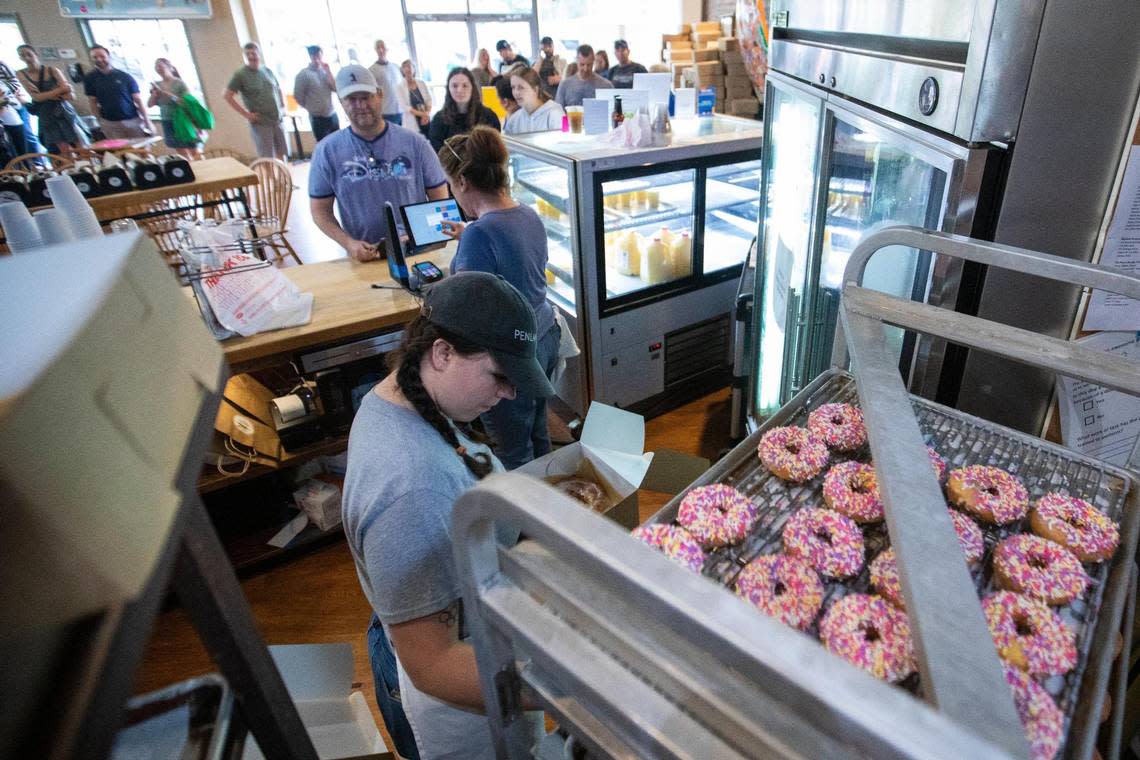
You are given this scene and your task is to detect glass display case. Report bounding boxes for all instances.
[504,116,763,416]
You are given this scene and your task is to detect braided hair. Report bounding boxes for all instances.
[388,315,495,479]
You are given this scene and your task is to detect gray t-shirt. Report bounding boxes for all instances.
[369,60,403,116]
[554,72,613,107]
[308,122,448,245]
[292,64,336,117]
[451,204,556,337]
[342,390,511,626]
[608,62,648,89]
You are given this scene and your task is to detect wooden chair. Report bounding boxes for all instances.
[247,158,302,265]
[4,153,74,172]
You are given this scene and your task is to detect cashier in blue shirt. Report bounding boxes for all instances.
[436,125,560,470]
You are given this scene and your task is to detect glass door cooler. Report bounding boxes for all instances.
[751,71,1003,422]
[504,116,763,417]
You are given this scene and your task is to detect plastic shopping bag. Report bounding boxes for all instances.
[184,224,313,337]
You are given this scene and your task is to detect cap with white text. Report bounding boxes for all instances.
[421,271,554,397]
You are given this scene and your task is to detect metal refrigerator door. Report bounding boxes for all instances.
[751,74,826,419]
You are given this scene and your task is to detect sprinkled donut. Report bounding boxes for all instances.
[1005,666,1063,760]
[946,465,1029,525]
[757,426,829,482]
[677,484,758,548]
[734,554,824,631]
[983,591,1076,676]
[782,507,864,579]
[1030,492,1119,563]
[927,446,948,482]
[630,524,706,573]
[869,519,981,612]
[994,534,1088,606]
[822,461,882,523]
[807,403,867,452]
[819,593,916,682]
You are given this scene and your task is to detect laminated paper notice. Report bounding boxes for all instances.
[1085,148,1140,331]
[1056,331,1140,467]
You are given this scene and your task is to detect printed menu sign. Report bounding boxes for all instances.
[1056,331,1140,467]
[1086,148,1140,331]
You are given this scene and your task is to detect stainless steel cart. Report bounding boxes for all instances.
[452,228,1140,758]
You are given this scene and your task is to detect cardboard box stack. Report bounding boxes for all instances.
[663,21,759,116]
[720,37,760,117]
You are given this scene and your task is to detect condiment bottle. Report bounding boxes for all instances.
[612,95,625,129]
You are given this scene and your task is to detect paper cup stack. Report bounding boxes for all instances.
[34,208,77,246]
[0,200,44,253]
[46,174,103,239]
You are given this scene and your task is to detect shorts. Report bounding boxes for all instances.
[249,120,287,158]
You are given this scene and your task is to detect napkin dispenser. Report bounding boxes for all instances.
[161,155,195,184]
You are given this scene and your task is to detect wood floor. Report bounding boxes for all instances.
[132,387,735,751]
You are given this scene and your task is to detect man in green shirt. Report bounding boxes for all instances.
[223,42,286,159]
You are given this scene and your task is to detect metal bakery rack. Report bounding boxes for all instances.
[452,227,1140,759]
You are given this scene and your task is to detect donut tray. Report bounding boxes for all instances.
[646,369,1138,759]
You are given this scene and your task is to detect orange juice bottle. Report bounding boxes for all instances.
[642,236,671,284]
[670,232,692,277]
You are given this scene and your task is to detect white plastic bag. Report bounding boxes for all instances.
[184,223,313,337]
[599,112,654,149]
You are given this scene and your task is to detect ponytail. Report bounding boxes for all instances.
[388,317,495,479]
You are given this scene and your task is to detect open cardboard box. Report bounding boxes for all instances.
[519,402,709,529]
[242,643,392,760]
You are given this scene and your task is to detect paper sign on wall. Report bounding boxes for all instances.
[1086,148,1140,331]
[1056,331,1140,468]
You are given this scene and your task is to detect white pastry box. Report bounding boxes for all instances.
[241,643,391,760]
[518,402,708,529]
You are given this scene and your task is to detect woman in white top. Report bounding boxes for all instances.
[397,59,432,138]
[503,67,565,136]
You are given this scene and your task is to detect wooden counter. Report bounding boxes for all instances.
[218,243,455,372]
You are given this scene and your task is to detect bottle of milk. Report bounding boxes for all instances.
[671,232,692,278]
[642,236,671,285]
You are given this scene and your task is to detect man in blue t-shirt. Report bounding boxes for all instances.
[309,64,449,262]
[83,45,153,139]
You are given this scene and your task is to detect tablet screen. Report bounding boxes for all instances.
[401,199,464,248]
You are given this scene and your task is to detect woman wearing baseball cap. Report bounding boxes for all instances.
[437,125,562,472]
[342,271,549,759]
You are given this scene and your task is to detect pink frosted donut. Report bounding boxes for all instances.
[983,591,1076,676]
[782,507,864,579]
[757,426,829,482]
[1005,666,1063,760]
[734,554,824,631]
[819,593,916,682]
[927,446,948,482]
[807,403,867,452]
[946,465,1029,525]
[677,484,757,548]
[822,461,882,523]
[994,534,1088,606]
[1030,492,1119,563]
[631,524,706,573]
[870,512,984,609]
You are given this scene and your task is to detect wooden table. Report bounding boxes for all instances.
[82,156,257,223]
[217,243,456,373]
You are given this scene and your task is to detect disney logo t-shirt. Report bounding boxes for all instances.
[308,121,448,246]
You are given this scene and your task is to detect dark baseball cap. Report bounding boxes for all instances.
[614,39,629,49]
[421,272,554,398]
[495,39,511,51]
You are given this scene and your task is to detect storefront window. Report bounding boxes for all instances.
[536,0,678,79]
[84,19,205,112]
[0,15,26,60]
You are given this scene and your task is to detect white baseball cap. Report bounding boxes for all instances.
[336,64,379,98]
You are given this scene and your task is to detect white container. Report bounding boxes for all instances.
[616,231,641,276]
[34,208,76,246]
[45,175,102,239]
[0,201,43,253]
[671,232,692,277]
[641,236,672,285]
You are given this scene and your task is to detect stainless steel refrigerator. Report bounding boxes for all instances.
[749,0,1140,433]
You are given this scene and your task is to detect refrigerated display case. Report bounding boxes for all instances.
[504,116,763,417]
